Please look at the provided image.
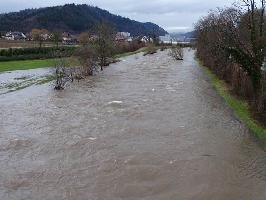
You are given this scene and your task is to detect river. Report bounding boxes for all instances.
[0,49,266,200]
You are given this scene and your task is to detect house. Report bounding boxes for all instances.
[116,32,132,42]
[62,32,71,38]
[140,36,153,43]
[127,37,133,42]
[41,33,52,41]
[62,36,77,45]
[62,32,77,45]
[4,31,27,40]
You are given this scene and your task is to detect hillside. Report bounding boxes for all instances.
[0,4,167,36]
[170,31,196,38]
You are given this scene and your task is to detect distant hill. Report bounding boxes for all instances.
[170,31,196,38]
[0,4,167,36]
[182,31,196,38]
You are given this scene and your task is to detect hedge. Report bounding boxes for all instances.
[0,47,78,61]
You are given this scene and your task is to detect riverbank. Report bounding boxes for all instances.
[0,68,55,95]
[0,58,57,73]
[115,47,147,58]
[0,48,147,73]
[196,57,266,144]
[0,48,148,95]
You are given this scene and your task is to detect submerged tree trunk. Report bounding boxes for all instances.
[169,45,184,60]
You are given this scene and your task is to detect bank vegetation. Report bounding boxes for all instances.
[195,0,266,140]
[54,23,145,90]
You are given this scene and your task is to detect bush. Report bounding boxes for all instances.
[169,45,184,60]
[0,47,77,61]
[195,4,266,126]
[76,44,98,76]
[115,41,145,55]
[160,45,166,51]
[143,44,157,56]
[54,58,75,90]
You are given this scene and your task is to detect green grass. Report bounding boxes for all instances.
[0,48,146,73]
[0,57,80,73]
[196,57,266,144]
[0,59,56,72]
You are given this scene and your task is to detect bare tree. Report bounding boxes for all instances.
[169,45,184,60]
[195,0,266,113]
[228,0,266,94]
[51,31,62,48]
[94,23,116,70]
[259,0,265,36]
[143,44,157,56]
[30,29,49,48]
[76,44,98,76]
[196,2,266,95]
[54,58,74,90]
[78,32,90,46]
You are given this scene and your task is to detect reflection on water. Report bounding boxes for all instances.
[0,50,266,200]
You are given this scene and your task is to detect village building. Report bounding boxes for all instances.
[41,33,52,41]
[4,31,27,40]
[62,32,77,45]
[140,36,153,43]
[115,32,132,42]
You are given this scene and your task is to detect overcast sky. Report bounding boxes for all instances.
[0,0,236,32]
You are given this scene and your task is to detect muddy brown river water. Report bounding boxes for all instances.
[0,50,266,200]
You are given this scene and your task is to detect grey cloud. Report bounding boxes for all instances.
[105,0,233,14]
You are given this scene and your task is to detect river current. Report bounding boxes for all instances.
[0,50,266,200]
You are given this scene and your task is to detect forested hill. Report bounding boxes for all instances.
[0,4,168,36]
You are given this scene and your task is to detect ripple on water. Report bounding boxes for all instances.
[0,138,33,151]
[0,50,266,200]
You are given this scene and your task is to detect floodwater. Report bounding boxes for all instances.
[0,68,52,95]
[0,50,266,200]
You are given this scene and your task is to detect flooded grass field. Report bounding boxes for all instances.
[0,68,54,95]
[0,50,266,200]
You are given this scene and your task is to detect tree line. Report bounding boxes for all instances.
[53,22,185,90]
[0,46,76,61]
[54,23,145,90]
[0,4,167,36]
[195,0,266,121]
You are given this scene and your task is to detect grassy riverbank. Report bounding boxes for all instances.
[115,47,146,58]
[0,59,57,72]
[0,48,147,73]
[0,48,148,95]
[197,58,266,144]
